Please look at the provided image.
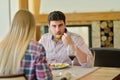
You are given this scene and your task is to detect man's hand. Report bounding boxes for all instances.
[61,32,74,46]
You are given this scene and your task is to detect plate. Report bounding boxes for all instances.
[50,63,69,70]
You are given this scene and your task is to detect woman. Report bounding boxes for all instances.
[0,10,52,80]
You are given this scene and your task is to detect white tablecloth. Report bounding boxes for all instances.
[52,66,99,80]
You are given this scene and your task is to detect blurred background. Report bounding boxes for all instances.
[0,0,120,48]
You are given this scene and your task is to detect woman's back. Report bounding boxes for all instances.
[20,41,52,80]
[0,10,52,80]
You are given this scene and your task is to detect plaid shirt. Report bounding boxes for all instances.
[20,41,52,80]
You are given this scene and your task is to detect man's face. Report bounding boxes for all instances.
[48,20,66,36]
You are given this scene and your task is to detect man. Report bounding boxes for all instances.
[39,11,93,67]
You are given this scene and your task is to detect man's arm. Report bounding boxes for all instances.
[62,32,94,67]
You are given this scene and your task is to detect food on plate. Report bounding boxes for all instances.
[50,63,66,68]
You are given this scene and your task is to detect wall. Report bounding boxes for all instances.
[40,0,120,48]
[114,21,120,48]
[0,0,9,40]
[0,0,18,40]
[91,21,120,48]
[40,0,120,14]
[10,0,19,22]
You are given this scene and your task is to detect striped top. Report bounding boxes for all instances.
[39,32,93,67]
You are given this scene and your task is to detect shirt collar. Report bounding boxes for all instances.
[51,35,54,40]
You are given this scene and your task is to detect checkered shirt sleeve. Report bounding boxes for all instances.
[20,41,53,80]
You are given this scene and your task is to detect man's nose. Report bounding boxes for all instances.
[56,27,60,32]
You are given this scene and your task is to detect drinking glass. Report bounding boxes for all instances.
[67,45,76,67]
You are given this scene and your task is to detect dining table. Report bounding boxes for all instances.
[52,65,120,80]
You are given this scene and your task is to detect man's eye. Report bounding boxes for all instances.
[52,25,56,27]
[59,24,63,27]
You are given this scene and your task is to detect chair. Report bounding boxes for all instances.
[0,73,26,80]
[90,48,120,67]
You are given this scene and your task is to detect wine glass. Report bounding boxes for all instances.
[67,45,76,67]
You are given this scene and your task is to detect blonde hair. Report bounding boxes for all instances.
[0,10,36,74]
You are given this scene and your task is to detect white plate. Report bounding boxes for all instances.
[50,63,69,70]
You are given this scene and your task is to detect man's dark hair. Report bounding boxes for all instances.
[48,11,66,24]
